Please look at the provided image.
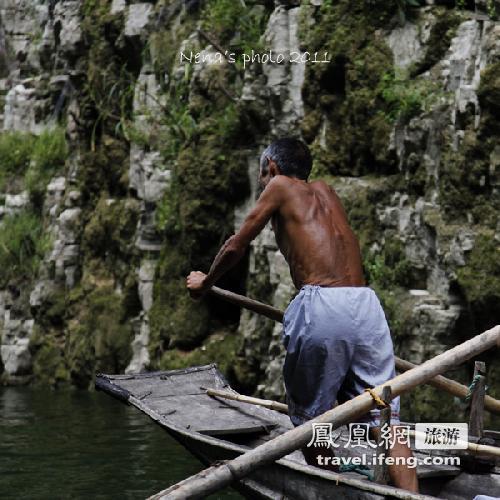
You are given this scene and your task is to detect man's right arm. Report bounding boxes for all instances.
[195,176,286,291]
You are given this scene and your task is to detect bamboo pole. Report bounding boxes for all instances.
[408,430,500,459]
[206,384,500,461]
[210,286,500,415]
[211,286,284,322]
[395,358,500,415]
[153,324,500,499]
[205,387,289,413]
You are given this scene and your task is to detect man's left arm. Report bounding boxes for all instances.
[186,177,285,297]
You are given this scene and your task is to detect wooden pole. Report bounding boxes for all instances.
[395,357,500,415]
[408,430,500,459]
[468,361,486,438]
[205,386,500,461]
[205,387,289,413]
[373,386,392,485]
[153,325,500,499]
[210,286,500,415]
[211,286,284,322]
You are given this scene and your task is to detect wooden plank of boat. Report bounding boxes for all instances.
[98,365,280,436]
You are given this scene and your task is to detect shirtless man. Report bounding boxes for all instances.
[186,138,419,492]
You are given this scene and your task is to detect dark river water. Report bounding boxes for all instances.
[0,386,242,500]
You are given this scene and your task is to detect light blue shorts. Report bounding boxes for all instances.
[282,285,400,427]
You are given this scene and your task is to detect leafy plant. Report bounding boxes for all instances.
[201,0,268,55]
[26,126,68,209]
[0,211,50,286]
[0,132,36,191]
[379,70,444,122]
[487,0,497,19]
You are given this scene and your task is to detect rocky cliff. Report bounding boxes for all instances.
[0,0,498,427]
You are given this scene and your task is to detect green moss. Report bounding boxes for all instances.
[365,248,408,337]
[300,1,398,175]
[82,196,140,261]
[436,61,500,223]
[379,70,446,122]
[150,101,251,361]
[78,136,130,203]
[159,328,239,378]
[439,134,496,226]
[456,233,500,331]
[401,385,462,423]
[66,286,134,388]
[478,61,500,127]
[149,277,211,354]
[31,328,69,387]
[335,176,391,249]
[200,0,269,56]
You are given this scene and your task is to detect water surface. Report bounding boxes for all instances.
[0,386,242,499]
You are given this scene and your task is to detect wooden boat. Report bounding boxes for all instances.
[96,364,500,500]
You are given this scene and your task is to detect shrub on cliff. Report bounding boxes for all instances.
[25,126,68,210]
[0,211,50,287]
[0,132,35,192]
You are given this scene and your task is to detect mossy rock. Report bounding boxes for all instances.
[66,286,134,388]
[82,196,140,260]
[410,8,462,76]
[299,1,398,176]
[149,277,210,356]
[31,329,69,387]
[478,61,500,118]
[456,233,500,331]
[158,328,239,380]
[438,61,500,223]
[401,384,465,423]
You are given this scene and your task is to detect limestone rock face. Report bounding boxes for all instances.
[0,0,497,428]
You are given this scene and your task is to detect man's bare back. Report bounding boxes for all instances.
[270,177,365,289]
[185,174,365,294]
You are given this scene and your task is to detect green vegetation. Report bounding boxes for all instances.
[0,127,67,207]
[0,211,50,287]
[82,196,140,262]
[159,329,239,376]
[0,132,36,191]
[379,70,445,122]
[439,61,499,226]
[363,240,415,336]
[150,103,250,359]
[200,0,268,56]
[487,0,497,19]
[66,286,134,388]
[456,233,500,331]
[26,127,68,209]
[30,328,69,387]
[300,1,397,176]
